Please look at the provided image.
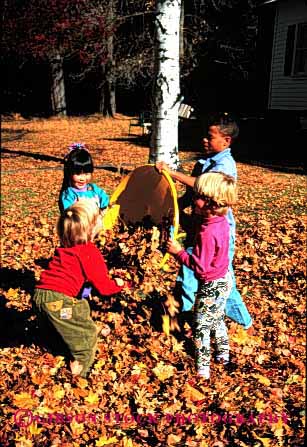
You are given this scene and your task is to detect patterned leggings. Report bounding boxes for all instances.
[194,272,232,377]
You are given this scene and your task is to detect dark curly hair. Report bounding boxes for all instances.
[207,113,239,141]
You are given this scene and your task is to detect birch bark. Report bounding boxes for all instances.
[149,0,181,169]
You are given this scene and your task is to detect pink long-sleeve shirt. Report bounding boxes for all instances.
[176,216,230,282]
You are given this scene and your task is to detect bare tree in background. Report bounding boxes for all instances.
[2,0,110,116]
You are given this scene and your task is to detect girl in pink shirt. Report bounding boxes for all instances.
[167,172,237,380]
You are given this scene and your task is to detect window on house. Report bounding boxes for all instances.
[284,22,307,76]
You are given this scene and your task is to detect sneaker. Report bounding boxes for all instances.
[216,355,229,364]
[197,367,210,380]
[70,360,83,376]
[225,360,238,374]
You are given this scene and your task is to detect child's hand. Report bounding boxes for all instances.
[115,277,125,287]
[155,161,170,174]
[166,238,182,255]
[114,277,133,289]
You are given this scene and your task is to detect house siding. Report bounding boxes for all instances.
[269,0,307,110]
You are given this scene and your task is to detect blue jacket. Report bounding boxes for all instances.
[178,148,237,237]
[60,183,109,211]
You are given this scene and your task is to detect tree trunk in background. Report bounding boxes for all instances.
[99,65,116,117]
[179,0,184,64]
[149,0,181,168]
[99,0,115,117]
[50,52,67,116]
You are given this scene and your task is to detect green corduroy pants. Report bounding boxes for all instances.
[33,289,97,377]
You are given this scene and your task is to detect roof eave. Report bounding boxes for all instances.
[258,0,280,6]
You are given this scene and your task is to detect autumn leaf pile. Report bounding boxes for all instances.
[1,114,306,447]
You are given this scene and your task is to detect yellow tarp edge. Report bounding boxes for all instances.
[102,164,180,269]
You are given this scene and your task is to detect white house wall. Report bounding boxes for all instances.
[269,0,307,110]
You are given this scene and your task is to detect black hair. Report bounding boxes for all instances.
[58,148,94,213]
[64,148,93,176]
[207,112,239,141]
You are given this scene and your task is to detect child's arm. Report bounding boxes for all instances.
[178,161,205,210]
[155,161,196,188]
[156,161,197,211]
[80,244,124,296]
[168,232,216,280]
[177,234,216,278]
[60,188,77,211]
[92,184,110,210]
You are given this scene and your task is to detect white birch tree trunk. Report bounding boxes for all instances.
[149,0,181,169]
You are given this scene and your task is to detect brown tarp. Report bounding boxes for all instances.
[114,165,175,225]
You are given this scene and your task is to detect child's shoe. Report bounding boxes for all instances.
[216,356,237,374]
[216,354,229,364]
[197,366,210,380]
[70,360,83,376]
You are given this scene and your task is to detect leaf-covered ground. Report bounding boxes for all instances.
[1,115,306,447]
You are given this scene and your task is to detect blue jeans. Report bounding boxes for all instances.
[176,238,252,329]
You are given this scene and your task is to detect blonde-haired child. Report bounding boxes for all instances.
[33,199,127,378]
[167,172,237,379]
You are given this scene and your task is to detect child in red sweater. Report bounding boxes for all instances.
[34,199,128,377]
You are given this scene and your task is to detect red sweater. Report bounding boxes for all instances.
[36,242,123,297]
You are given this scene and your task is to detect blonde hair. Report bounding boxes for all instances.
[194,171,237,216]
[57,199,100,247]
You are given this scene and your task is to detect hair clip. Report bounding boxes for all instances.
[66,142,88,156]
[67,210,73,217]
